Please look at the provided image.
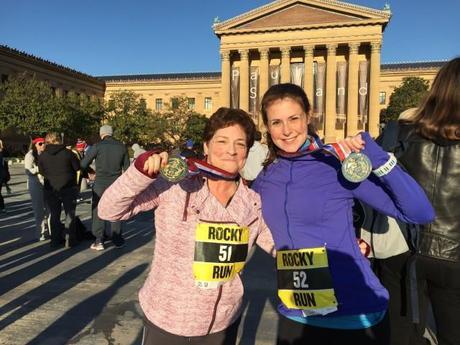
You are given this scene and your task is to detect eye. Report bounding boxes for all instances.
[236,142,247,149]
[270,119,281,126]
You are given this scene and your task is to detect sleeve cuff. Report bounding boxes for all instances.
[134,150,160,178]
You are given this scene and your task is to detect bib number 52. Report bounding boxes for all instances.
[293,271,309,288]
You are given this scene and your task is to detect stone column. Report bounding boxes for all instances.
[220,50,231,107]
[325,44,337,142]
[369,42,381,137]
[346,43,360,136]
[258,48,270,127]
[280,47,291,83]
[303,45,314,103]
[259,48,270,99]
[239,49,250,112]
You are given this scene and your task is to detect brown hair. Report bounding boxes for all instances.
[410,57,460,141]
[203,107,256,153]
[45,132,62,145]
[260,83,316,165]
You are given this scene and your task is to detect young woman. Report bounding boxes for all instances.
[252,83,435,345]
[98,108,275,345]
[25,137,49,240]
[391,57,460,345]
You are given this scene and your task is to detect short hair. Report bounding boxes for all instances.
[45,132,62,145]
[203,107,256,150]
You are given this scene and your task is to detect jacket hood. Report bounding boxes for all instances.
[45,144,66,155]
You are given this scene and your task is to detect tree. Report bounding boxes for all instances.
[104,91,152,145]
[149,97,208,148]
[0,73,104,142]
[0,73,63,136]
[59,91,104,142]
[382,77,429,123]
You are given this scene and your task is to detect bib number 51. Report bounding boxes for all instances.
[219,245,233,262]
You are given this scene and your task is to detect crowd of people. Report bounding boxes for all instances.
[0,57,458,345]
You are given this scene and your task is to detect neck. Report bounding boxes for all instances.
[207,178,238,206]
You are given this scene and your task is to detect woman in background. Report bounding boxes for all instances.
[25,137,49,241]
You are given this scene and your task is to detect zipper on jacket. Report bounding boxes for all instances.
[206,285,223,334]
[284,161,295,247]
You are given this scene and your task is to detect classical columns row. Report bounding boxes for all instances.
[220,42,382,138]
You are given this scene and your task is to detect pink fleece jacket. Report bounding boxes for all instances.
[98,164,275,336]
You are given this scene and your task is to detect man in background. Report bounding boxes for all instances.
[81,125,129,251]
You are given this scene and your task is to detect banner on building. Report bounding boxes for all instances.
[249,66,259,123]
[290,63,304,88]
[231,66,240,109]
[313,62,325,128]
[358,61,369,125]
[270,65,280,86]
[336,61,347,124]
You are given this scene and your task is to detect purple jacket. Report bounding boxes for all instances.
[253,132,435,318]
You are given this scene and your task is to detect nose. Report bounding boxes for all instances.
[227,143,237,156]
[281,121,292,137]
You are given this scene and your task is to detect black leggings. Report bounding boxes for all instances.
[141,317,241,345]
[0,183,4,209]
[277,313,390,345]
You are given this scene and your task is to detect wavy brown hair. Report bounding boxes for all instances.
[410,57,460,141]
[260,83,316,166]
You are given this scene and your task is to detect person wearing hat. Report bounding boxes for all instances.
[24,137,49,240]
[81,125,129,251]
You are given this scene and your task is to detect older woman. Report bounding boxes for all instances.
[98,108,274,345]
[25,137,49,240]
[252,83,435,345]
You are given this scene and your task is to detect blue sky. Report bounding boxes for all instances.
[1,0,459,76]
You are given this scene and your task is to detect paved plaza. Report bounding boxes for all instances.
[0,164,278,345]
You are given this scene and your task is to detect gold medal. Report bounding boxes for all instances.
[160,157,188,182]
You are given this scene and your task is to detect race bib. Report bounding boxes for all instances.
[277,247,338,315]
[193,222,249,288]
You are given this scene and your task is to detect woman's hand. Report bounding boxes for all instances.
[337,133,365,155]
[143,151,169,176]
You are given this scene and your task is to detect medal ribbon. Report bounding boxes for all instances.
[276,135,348,162]
[185,157,239,181]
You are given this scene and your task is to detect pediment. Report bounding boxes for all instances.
[214,0,390,34]
[237,4,361,29]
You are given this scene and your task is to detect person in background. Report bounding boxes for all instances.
[0,139,8,214]
[97,108,274,345]
[38,132,80,248]
[81,125,129,251]
[131,143,146,161]
[388,57,460,345]
[24,137,49,240]
[253,83,435,345]
[240,130,268,183]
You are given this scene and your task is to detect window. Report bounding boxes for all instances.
[379,91,386,105]
[171,97,179,109]
[155,98,163,111]
[188,97,195,110]
[204,97,212,111]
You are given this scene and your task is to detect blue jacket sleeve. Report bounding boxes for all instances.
[352,132,435,225]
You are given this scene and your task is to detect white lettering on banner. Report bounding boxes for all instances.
[337,87,345,96]
[232,69,240,80]
[271,71,279,79]
[316,88,323,97]
[250,71,257,80]
[250,87,257,99]
[359,83,368,96]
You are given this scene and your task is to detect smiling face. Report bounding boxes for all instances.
[265,97,310,153]
[204,124,248,174]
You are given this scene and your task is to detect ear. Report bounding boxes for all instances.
[203,142,209,156]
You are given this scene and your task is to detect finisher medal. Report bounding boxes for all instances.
[341,152,372,183]
[160,157,188,182]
